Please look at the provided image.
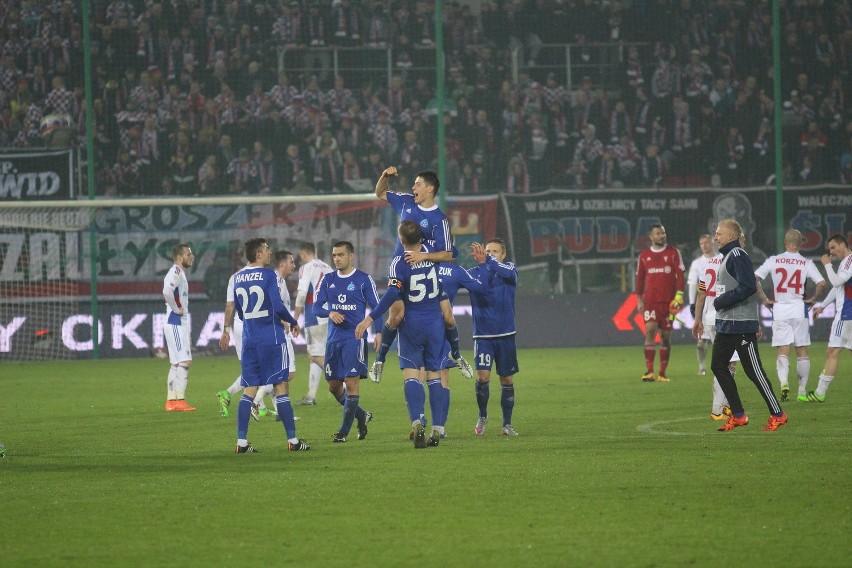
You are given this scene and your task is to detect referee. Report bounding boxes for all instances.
[710,219,787,432]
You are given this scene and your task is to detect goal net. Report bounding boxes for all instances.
[0,193,391,361]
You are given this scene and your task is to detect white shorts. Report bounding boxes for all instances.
[305,322,328,357]
[286,334,296,372]
[771,318,810,347]
[828,318,852,349]
[702,315,740,362]
[165,320,192,365]
[233,317,244,361]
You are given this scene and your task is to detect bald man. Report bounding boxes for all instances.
[754,229,825,401]
[706,219,786,432]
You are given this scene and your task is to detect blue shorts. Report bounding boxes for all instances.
[241,343,290,387]
[324,337,368,380]
[398,316,445,372]
[474,336,520,377]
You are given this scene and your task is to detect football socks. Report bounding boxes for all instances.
[403,378,425,423]
[475,380,490,417]
[501,383,515,427]
[275,394,297,440]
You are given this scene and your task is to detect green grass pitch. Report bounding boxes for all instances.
[0,344,849,567]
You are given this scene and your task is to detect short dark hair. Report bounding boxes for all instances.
[828,234,848,247]
[172,243,190,259]
[244,237,267,263]
[299,241,316,255]
[649,224,664,233]
[417,170,440,194]
[485,237,507,256]
[398,220,423,246]
[274,250,293,265]
[332,240,354,253]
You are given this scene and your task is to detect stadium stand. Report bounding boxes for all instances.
[0,0,849,195]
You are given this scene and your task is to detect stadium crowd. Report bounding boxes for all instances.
[0,0,850,196]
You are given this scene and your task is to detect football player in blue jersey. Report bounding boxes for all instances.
[231,237,310,453]
[313,241,382,443]
[356,221,453,449]
[371,167,471,382]
[468,239,520,437]
[429,262,487,438]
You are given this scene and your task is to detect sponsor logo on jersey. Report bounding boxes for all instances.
[338,294,347,303]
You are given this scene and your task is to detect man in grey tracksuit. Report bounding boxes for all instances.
[710,219,788,432]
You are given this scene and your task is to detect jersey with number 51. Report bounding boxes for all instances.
[233,266,298,347]
[754,251,825,320]
[386,255,445,316]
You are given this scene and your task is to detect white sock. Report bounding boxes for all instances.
[174,365,189,399]
[227,376,242,396]
[254,385,274,408]
[711,377,729,415]
[167,366,178,399]
[308,362,322,399]
[796,357,810,395]
[696,340,707,371]
[237,439,248,448]
[816,373,833,397]
[776,355,789,388]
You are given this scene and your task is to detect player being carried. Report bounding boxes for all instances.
[370,166,473,383]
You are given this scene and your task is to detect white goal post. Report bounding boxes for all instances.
[0,192,392,361]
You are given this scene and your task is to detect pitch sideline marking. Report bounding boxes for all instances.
[637,416,708,436]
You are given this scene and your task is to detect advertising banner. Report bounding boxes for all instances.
[502,186,851,268]
[0,149,75,201]
[0,196,499,303]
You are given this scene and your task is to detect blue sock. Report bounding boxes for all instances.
[340,394,359,436]
[445,326,461,360]
[275,394,297,439]
[403,378,425,423]
[443,386,451,426]
[336,391,366,423]
[427,379,443,427]
[475,380,490,418]
[501,384,515,426]
[237,394,253,440]
[376,323,398,363]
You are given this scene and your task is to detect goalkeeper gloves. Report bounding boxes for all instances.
[669,291,684,320]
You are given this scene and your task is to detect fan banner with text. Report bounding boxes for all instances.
[501,185,851,268]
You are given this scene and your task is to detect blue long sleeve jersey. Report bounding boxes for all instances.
[233,266,298,347]
[713,239,759,334]
[437,261,487,304]
[371,255,446,322]
[312,269,383,342]
[387,192,452,258]
[467,255,518,338]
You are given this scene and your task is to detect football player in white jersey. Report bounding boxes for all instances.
[687,234,716,375]
[163,243,196,412]
[293,242,333,405]
[809,234,852,402]
[754,229,826,401]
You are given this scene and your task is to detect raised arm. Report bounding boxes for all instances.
[375,166,397,201]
